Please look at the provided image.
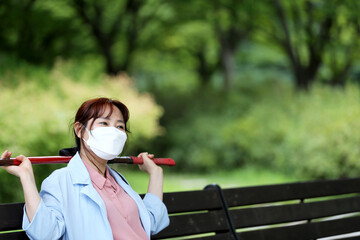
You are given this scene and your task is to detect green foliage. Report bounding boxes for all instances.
[223,83,360,179]
[0,0,84,64]
[256,0,360,89]
[0,58,163,156]
[150,64,290,173]
[153,68,360,180]
[158,88,252,172]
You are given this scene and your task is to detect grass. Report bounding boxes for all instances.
[115,165,307,194]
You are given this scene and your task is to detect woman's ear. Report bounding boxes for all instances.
[74,122,83,138]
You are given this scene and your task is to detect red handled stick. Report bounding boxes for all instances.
[0,156,175,166]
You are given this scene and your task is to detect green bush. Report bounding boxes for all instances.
[223,84,360,178]
[162,88,253,172]
[159,75,360,179]
[0,61,163,156]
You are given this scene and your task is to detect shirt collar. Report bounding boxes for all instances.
[82,159,109,189]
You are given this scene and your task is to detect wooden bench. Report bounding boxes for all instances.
[2,177,360,239]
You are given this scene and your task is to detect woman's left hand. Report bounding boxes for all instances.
[138,152,164,200]
[137,152,162,175]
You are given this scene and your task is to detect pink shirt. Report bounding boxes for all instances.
[83,160,149,240]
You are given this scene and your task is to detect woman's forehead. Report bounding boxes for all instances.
[98,105,124,120]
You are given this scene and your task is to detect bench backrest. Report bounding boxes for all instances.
[0,202,26,240]
[2,178,360,240]
[152,177,360,240]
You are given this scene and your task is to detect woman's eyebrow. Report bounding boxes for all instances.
[98,117,124,123]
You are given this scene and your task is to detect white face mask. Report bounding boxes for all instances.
[84,127,127,160]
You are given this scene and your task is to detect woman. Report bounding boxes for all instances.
[1,97,169,240]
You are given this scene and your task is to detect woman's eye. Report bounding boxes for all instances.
[117,125,124,129]
[100,122,108,126]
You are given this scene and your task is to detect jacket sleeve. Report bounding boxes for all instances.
[22,174,66,240]
[142,193,170,235]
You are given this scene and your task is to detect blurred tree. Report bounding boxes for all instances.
[0,0,80,64]
[259,0,360,90]
[70,0,165,75]
[321,1,360,86]
[211,0,255,90]
[163,14,219,87]
[0,0,169,76]
[166,0,255,90]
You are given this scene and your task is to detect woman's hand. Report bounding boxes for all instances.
[1,150,35,180]
[137,152,162,175]
[1,150,40,222]
[138,152,164,201]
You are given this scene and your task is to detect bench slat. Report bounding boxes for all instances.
[162,189,222,213]
[0,231,28,240]
[334,237,360,240]
[152,210,229,239]
[174,233,234,240]
[223,178,360,207]
[237,215,360,240]
[231,195,360,228]
[0,203,24,231]
[333,237,360,240]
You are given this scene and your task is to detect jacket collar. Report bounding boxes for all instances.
[68,152,92,185]
[68,152,108,220]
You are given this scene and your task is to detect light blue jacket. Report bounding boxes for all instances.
[22,153,169,240]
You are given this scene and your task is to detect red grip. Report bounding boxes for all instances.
[11,159,21,165]
[1,156,175,166]
[131,157,176,166]
[11,156,71,165]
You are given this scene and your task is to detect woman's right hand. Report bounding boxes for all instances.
[1,150,35,180]
[2,150,40,222]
